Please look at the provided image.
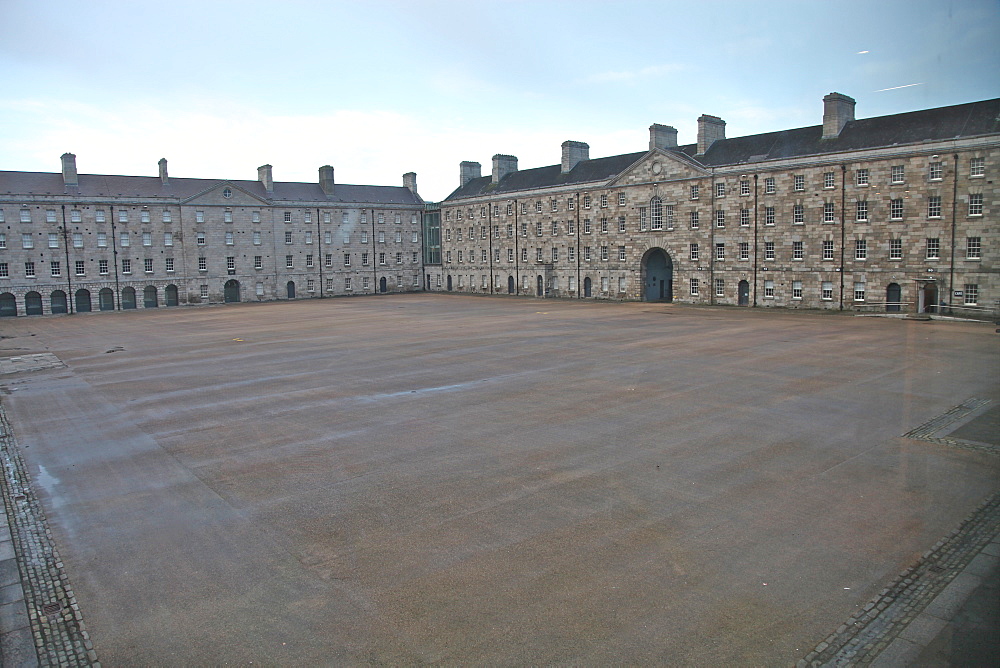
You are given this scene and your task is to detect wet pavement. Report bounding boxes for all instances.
[0,295,998,665]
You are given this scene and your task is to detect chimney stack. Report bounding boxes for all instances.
[696,115,726,155]
[319,165,335,195]
[561,141,589,174]
[61,153,78,187]
[258,164,273,194]
[460,161,482,187]
[822,92,856,139]
[492,154,518,184]
[403,172,418,196]
[649,124,678,150]
[158,158,169,185]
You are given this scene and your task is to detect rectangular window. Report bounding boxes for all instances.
[24,262,35,278]
[740,180,751,196]
[856,169,869,186]
[764,280,775,298]
[891,165,905,183]
[793,175,805,191]
[71,232,84,248]
[363,277,370,289]
[361,231,368,243]
[764,177,775,194]
[716,182,726,198]
[618,277,627,293]
[225,231,234,245]
[305,231,313,244]
[362,252,369,266]
[792,281,802,300]
[379,252,386,265]
[824,172,835,189]
[926,238,940,259]
[690,243,699,261]
[48,232,59,248]
[740,208,750,227]
[70,209,82,222]
[255,255,263,269]
[889,238,903,260]
[551,248,559,263]
[139,210,150,223]
[567,199,575,211]
[601,218,609,234]
[690,278,699,296]
[22,233,33,249]
[970,157,985,177]
[619,216,627,233]
[584,246,591,261]
[764,207,775,226]
[583,195,591,209]
[325,253,332,267]
[890,199,904,220]
[252,231,261,245]
[195,232,204,246]
[823,240,835,260]
[856,200,868,222]
[739,242,750,261]
[567,246,575,262]
[964,284,979,305]
[285,231,293,244]
[344,277,352,291]
[689,211,699,229]
[855,239,867,260]
[929,162,943,180]
[46,209,57,223]
[306,254,314,268]
[508,248,514,262]
[584,219,592,234]
[0,263,7,278]
[601,276,609,292]
[252,211,260,223]
[618,192,626,206]
[51,261,62,277]
[793,241,804,260]
[95,209,105,223]
[618,245,626,261]
[164,232,173,246]
[196,210,205,223]
[715,278,724,297]
[0,233,5,249]
[123,258,133,273]
[286,255,294,268]
[162,211,171,223]
[600,245,608,261]
[75,260,85,276]
[824,202,836,223]
[764,241,775,260]
[716,210,726,228]
[822,282,834,300]
[966,237,981,259]
[690,185,700,200]
[567,221,575,235]
[715,243,725,261]
[198,257,206,271]
[600,194,608,208]
[968,193,983,216]
[793,204,804,224]
[307,279,315,293]
[144,258,154,273]
[200,284,209,299]
[96,232,107,247]
[20,208,31,223]
[854,282,866,302]
[225,210,235,223]
[283,211,291,223]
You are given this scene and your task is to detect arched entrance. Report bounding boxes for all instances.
[507,276,515,294]
[379,277,387,293]
[286,281,296,299]
[224,280,240,303]
[143,286,158,308]
[536,276,544,297]
[98,288,115,311]
[165,284,178,306]
[446,275,453,291]
[426,274,431,290]
[122,287,137,309]
[25,291,43,315]
[738,280,750,306]
[0,293,17,317]
[584,277,592,297]
[50,290,67,314]
[641,248,673,302]
[919,282,938,313]
[75,289,92,313]
[886,283,901,312]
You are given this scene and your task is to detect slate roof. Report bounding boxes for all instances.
[445,98,1000,201]
[0,172,423,206]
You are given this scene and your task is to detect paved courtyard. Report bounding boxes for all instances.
[0,294,998,665]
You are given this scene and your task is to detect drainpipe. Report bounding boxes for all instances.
[709,172,716,305]
[371,208,377,294]
[948,153,958,315]
[61,205,74,314]
[752,174,759,307]
[487,202,494,294]
[316,208,324,298]
[513,199,519,294]
[575,193,581,298]
[839,165,846,311]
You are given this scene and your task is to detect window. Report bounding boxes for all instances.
[121,258,133,274]
[651,197,663,230]
[344,277,352,291]
[889,238,903,260]
[196,210,205,223]
[568,246,575,262]
[970,157,985,177]
[968,193,983,216]
[964,284,979,305]
[200,285,209,300]
[195,232,204,246]
[95,209,105,223]
[619,216,627,232]
[740,208,750,227]
[689,211,699,229]
[284,231,293,244]
[618,245,626,261]
[494,249,500,262]
[0,233,6,249]
[854,282,866,302]
[325,253,333,267]
[639,207,647,231]
[739,242,750,261]
[551,221,559,236]
[46,209,57,223]
[823,240,835,260]
[600,246,609,261]
[286,255,294,268]
[764,241,775,260]
[600,218,608,234]
[197,257,206,271]
[716,209,726,228]
[584,219,592,234]
[567,221,575,235]
[822,282,834,300]
[764,207,774,226]
[521,248,528,262]
[716,182,726,198]
[929,162,943,180]
[395,213,401,224]
[792,281,802,300]
[20,208,31,223]
[715,278,724,297]
[534,201,542,213]
[379,252,386,265]
[520,203,527,214]
[764,177,775,194]
[253,231,261,245]
[508,248,514,262]
[144,258,154,273]
[690,278,699,296]
[24,262,35,278]
[794,175,805,192]
[378,231,385,243]
[856,169,869,186]
[22,233,33,249]
[0,263,7,278]
[618,192,626,206]
[690,185,700,200]
[139,231,150,247]
[71,232,83,248]
[256,282,266,297]
[361,231,368,243]
[71,209,82,222]
[824,172,835,189]
[307,254,315,268]
[362,252,369,266]
[926,238,940,259]
[891,165,905,184]
[601,276,609,292]
[715,243,725,260]
[855,201,868,222]
[458,250,464,263]
[223,210,232,223]
[793,204,804,224]
[283,211,292,223]
[395,230,402,243]
[764,280,775,298]
[305,231,313,244]
[690,243,699,261]
[363,277,370,290]
[252,211,260,223]
[567,198,575,211]
[824,202,836,223]
[96,232,107,247]
[793,241,804,260]
[966,237,981,259]
[740,180,750,196]
[551,248,559,263]
[51,261,62,277]
[255,255,263,269]
[618,277,627,293]
[855,239,867,260]
[584,246,591,261]
[48,232,59,248]
[75,260,85,276]
[164,232,173,247]
[307,279,315,293]
[583,195,591,209]
[533,222,541,237]
[890,199,904,220]
[600,194,608,208]
[506,223,513,237]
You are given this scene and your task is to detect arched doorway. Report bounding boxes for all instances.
[224,280,240,303]
[25,291,43,315]
[738,280,750,306]
[122,287,137,309]
[886,283,901,312]
[919,282,938,313]
[507,276,515,294]
[165,284,179,306]
[143,286,158,308]
[50,290,67,314]
[0,293,17,317]
[98,288,115,311]
[641,248,673,302]
[379,277,387,293]
[446,275,453,291]
[584,277,592,297]
[75,289,92,312]
[286,281,296,299]
[535,276,542,297]
[426,274,431,290]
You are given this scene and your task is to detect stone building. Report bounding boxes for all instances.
[0,159,425,315]
[432,93,999,315]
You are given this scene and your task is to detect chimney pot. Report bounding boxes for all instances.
[460,161,482,188]
[403,172,418,196]
[319,165,335,195]
[258,164,273,194]
[696,115,726,155]
[158,158,169,185]
[649,124,678,150]
[492,154,518,184]
[61,152,78,187]
[822,92,856,139]
[561,141,589,174]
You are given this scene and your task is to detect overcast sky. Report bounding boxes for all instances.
[1,0,998,202]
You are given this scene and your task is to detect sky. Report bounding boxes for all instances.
[1,0,998,202]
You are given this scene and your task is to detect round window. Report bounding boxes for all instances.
[222,187,232,198]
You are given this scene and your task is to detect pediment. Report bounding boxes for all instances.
[608,149,708,187]
[182,181,269,206]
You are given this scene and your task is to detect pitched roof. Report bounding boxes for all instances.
[444,98,1000,201]
[0,172,423,206]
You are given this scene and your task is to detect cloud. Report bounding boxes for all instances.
[584,64,685,84]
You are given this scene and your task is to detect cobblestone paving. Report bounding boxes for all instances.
[0,354,65,376]
[902,398,1000,455]
[0,403,98,667]
[800,492,1000,667]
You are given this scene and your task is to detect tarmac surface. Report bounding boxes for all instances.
[0,294,997,666]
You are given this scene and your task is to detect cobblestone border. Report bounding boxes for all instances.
[0,402,98,666]
[800,492,1000,666]
[902,398,1000,456]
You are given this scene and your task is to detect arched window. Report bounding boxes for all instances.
[650,197,663,230]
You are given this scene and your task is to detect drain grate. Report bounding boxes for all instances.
[41,602,62,616]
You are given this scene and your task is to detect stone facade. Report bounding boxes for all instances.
[432,94,999,316]
[0,160,425,315]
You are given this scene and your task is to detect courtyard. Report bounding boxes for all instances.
[1,294,998,665]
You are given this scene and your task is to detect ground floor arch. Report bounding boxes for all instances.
[508,276,515,294]
[886,283,901,312]
[584,277,592,297]
[25,291,43,315]
[224,280,240,303]
[536,275,543,297]
[50,290,67,314]
[122,287,137,309]
[641,248,673,302]
[918,281,938,313]
[165,284,179,306]
[447,275,453,291]
[379,277,387,293]
[75,289,92,313]
[738,280,750,306]
[99,288,115,311]
[0,293,17,317]
[143,286,158,308]
[286,281,296,299]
